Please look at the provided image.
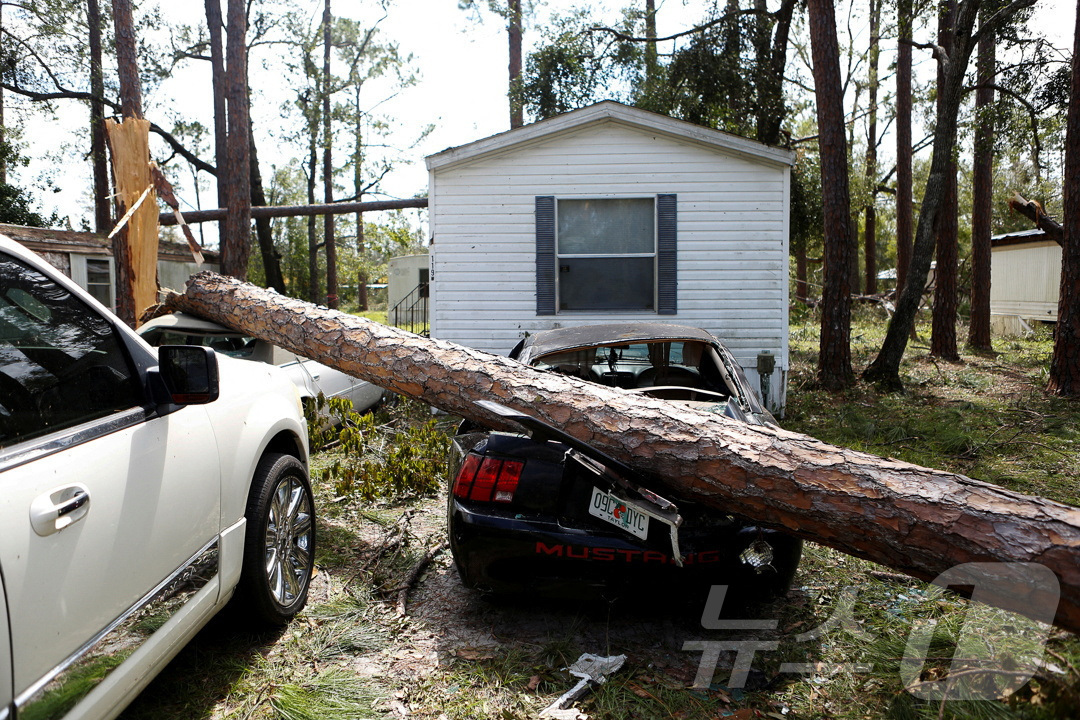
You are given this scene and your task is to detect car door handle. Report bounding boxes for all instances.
[30,484,91,536]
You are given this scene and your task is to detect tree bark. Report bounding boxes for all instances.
[111,0,142,120]
[643,0,658,102]
[969,11,995,352]
[306,94,320,303]
[322,0,338,309]
[757,0,797,146]
[354,82,368,311]
[930,0,960,362]
[158,198,428,226]
[249,127,285,291]
[109,0,142,326]
[88,0,110,234]
[508,0,523,129]
[1048,0,1080,397]
[864,0,1031,389]
[863,0,880,296]
[0,1,5,186]
[895,0,913,297]
[1008,193,1063,243]
[204,0,228,211]
[808,0,854,390]
[221,0,251,279]
[163,272,1080,635]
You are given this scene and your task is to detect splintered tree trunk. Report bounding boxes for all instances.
[163,272,1080,633]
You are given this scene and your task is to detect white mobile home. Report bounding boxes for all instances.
[424,102,794,412]
[990,229,1060,336]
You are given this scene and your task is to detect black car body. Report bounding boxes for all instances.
[447,323,802,600]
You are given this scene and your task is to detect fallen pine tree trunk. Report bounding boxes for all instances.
[164,272,1080,634]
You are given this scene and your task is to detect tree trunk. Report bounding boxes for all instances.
[249,127,285,291]
[162,272,1080,635]
[863,0,880,296]
[158,198,428,226]
[795,241,808,304]
[354,82,368,311]
[111,0,142,120]
[205,0,228,210]
[508,0,524,129]
[930,0,960,362]
[808,0,854,390]
[88,0,110,234]
[1048,0,1080,396]
[109,0,141,326]
[221,0,251,279]
[0,1,5,186]
[969,12,995,352]
[322,0,338,309]
[307,111,320,303]
[895,0,913,299]
[864,0,1010,389]
[643,0,658,101]
[757,0,796,146]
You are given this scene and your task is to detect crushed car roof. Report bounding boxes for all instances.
[519,323,722,359]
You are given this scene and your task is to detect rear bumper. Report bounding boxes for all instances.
[448,499,801,598]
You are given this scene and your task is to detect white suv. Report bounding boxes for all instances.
[0,234,315,720]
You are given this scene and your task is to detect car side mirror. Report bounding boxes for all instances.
[156,346,220,405]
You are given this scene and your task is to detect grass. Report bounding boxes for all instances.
[121,305,1080,720]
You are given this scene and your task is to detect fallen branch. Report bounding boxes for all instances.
[395,541,448,616]
[163,274,1080,635]
[1007,192,1063,245]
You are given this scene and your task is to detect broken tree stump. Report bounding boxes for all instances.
[164,273,1080,634]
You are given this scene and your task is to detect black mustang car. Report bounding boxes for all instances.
[447,323,802,602]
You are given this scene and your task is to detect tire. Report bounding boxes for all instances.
[235,453,316,627]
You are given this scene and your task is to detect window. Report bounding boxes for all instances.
[536,194,676,315]
[70,255,115,310]
[0,254,142,448]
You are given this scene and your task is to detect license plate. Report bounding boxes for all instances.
[588,486,650,540]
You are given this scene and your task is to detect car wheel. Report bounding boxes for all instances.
[236,453,316,626]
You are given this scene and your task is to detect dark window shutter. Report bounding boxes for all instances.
[657,193,677,315]
[535,196,556,315]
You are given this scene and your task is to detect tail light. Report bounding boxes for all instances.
[453,453,524,503]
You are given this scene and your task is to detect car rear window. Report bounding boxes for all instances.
[142,329,257,358]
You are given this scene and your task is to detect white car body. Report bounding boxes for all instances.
[0,234,312,720]
[138,312,385,413]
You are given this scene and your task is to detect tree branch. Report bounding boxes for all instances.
[1,83,216,175]
[588,7,758,44]
[971,0,1038,45]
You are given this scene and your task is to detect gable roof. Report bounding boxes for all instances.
[425,101,795,172]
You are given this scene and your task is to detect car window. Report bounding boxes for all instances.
[142,328,257,358]
[0,254,143,448]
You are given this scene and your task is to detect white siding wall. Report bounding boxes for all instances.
[430,121,790,411]
[990,241,1061,331]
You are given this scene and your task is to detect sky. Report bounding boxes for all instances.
[8,0,1077,236]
